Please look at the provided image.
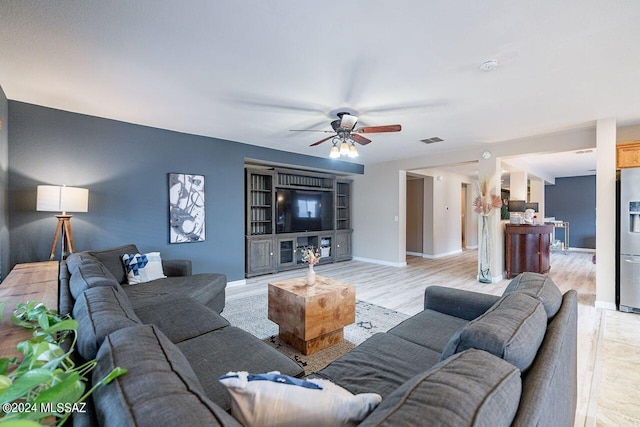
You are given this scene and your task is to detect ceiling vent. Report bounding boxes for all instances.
[421,137,443,144]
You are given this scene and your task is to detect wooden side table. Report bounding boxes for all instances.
[268,276,355,355]
[0,262,59,359]
[505,224,553,279]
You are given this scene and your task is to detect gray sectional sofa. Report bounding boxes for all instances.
[59,244,304,425]
[60,244,577,427]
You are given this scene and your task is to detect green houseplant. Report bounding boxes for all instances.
[0,301,126,427]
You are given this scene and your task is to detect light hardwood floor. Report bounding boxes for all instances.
[228,249,636,426]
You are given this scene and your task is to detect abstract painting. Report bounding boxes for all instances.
[169,173,205,243]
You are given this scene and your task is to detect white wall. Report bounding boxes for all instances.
[352,163,407,266]
[595,119,616,309]
[353,126,596,266]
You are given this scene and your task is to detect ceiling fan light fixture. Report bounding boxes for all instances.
[348,143,359,158]
[329,144,340,158]
[339,140,349,156]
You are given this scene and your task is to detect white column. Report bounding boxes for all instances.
[595,118,616,310]
[478,156,504,281]
[510,171,528,201]
[529,178,545,218]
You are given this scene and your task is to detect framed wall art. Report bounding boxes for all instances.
[169,173,205,243]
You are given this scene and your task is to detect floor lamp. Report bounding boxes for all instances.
[37,185,89,260]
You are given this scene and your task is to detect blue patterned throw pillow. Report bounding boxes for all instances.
[122,252,166,284]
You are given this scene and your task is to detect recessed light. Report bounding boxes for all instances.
[479,59,499,72]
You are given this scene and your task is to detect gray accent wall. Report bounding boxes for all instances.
[545,175,596,249]
[8,101,363,281]
[0,86,8,279]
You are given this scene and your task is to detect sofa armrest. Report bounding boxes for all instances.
[423,286,501,321]
[162,259,192,277]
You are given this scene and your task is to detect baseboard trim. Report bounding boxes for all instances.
[422,249,463,259]
[227,279,247,288]
[352,256,407,267]
[406,251,423,257]
[465,245,478,250]
[594,300,616,311]
[568,247,596,253]
[476,273,505,283]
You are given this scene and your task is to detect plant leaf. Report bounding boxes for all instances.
[0,420,43,427]
[101,367,127,385]
[0,368,52,404]
[43,319,78,335]
[0,375,12,393]
[34,371,84,406]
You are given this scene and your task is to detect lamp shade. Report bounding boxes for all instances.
[507,200,526,212]
[37,185,89,213]
[525,202,539,212]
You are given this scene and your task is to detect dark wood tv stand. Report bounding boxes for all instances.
[245,167,352,277]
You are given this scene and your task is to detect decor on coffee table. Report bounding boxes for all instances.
[473,177,502,283]
[169,173,205,243]
[268,276,355,355]
[300,246,321,286]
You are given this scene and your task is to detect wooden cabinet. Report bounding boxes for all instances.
[335,231,352,261]
[245,167,352,277]
[336,179,351,230]
[505,224,553,279]
[246,237,276,276]
[617,141,640,169]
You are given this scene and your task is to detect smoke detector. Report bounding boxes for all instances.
[479,59,499,72]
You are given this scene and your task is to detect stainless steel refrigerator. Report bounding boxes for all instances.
[619,167,640,312]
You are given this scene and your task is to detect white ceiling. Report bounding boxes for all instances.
[1,1,639,176]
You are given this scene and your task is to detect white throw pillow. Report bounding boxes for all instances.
[121,252,166,284]
[219,371,381,427]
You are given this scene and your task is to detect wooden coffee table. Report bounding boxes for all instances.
[268,276,356,355]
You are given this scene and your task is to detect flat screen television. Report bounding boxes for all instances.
[276,189,334,233]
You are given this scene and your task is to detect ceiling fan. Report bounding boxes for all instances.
[290,111,401,158]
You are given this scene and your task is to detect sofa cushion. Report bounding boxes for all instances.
[360,349,522,427]
[122,251,167,284]
[219,371,381,427]
[503,272,563,319]
[73,286,141,360]
[387,309,469,353]
[65,252,100,275]
[176,326,304,411]
[440,292,547,371]
[88,244,139,284]
[134,298,230,343]
[315,333,442,399]
[122,273,226,311]
[92,324,240,427]
[69,262,122,300]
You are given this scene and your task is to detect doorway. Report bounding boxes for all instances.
[406,177,424,255]
[461,184,466,248]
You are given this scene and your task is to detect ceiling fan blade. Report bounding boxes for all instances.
[290,129,334,133]
[355,124,402,134]
[350,134,372,145]
[310,135,336,146]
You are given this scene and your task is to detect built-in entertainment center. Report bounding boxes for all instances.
[245,166,352,277]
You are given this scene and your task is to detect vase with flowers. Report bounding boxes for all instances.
[300,246,321,286]
[473,178,503,283]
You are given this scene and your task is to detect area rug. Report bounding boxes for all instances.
[222,294,409,374]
